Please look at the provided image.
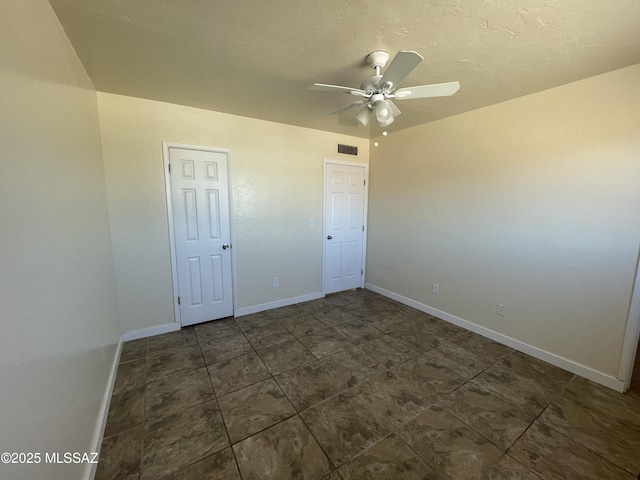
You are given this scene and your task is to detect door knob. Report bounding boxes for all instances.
[327,235,332,240]
[222,244,230,250]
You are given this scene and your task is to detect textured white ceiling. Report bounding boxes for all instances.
[49,0,640,138]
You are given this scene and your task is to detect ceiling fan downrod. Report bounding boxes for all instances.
[366,50,390,76]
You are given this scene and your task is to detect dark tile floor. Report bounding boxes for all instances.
[96,289,640,480]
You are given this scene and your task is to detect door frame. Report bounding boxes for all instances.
[163,142,237,325]
[618,250,640,390]
[322,158,369,294]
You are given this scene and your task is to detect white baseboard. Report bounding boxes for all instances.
[85,338,122,480]
[122,293,326,337]
[122,322,181,341]
[365,283,626,393]
[235,292,324,317]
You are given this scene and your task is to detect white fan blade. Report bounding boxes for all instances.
[395,81,460,99]
[325,100,365,115]
[379,51,423,90]
[309,83,367,97]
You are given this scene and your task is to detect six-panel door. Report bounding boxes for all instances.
[169,147,233,326]
[324,163,366,294]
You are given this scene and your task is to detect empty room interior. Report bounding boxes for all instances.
[2,1,640,479]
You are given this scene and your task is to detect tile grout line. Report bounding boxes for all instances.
[199,329,245,480]
[216,313,320,476]
[530,381,640,477]
[295,410,341,473]
[501,378,577,479]
[110,290,640,479]
[269,329,403,473]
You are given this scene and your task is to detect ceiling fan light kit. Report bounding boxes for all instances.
[375,100,393,124]
[356,106,373,126]
[378,115,394,128]
[309,50,460,128]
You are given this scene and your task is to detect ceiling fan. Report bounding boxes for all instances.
[309,50,460,128]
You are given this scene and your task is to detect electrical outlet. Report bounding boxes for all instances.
[497,303,506,317]
[432,283,439,295]
[272,277,279,287]
[309,219,315,229]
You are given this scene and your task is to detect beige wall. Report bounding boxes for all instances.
[97,93,369,333]
[0,1,121,479]
[367,64,640,379]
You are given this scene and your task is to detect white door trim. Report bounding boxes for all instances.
[162,142,236,324]
[618,250,640,390]
[322,158,369,294]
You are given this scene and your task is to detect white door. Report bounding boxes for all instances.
[324,162,366,294]
[169,147,233,326]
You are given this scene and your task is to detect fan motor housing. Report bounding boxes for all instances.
[361,75,382,93]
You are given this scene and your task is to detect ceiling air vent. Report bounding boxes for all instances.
[338,144,358,156]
